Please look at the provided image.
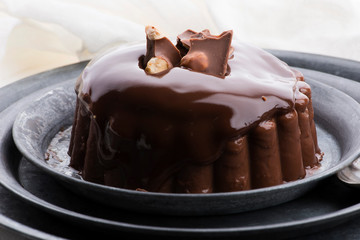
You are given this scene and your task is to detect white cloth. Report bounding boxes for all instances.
[1,0,360,87]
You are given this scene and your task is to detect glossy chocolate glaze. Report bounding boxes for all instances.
[69,42,322,193]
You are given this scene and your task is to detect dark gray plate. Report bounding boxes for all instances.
[1,52,360,239]
[12,72,360,216]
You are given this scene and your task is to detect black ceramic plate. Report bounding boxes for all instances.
[1,51,360,239]
[12,69,360,216]
[1,69,360,239]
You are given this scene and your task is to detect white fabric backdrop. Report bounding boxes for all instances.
[1,0,360,87]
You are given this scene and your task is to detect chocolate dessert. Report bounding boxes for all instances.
[68,26,323,193]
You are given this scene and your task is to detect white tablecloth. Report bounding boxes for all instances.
[1,0,360,88]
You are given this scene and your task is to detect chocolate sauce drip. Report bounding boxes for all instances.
[214,136,251,192]
[249,119,283,188]
[68,100,90,171]
[277,110,306,181]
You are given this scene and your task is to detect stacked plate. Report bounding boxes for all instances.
[1,51,360,240]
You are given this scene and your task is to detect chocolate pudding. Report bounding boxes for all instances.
[68,26,323,193]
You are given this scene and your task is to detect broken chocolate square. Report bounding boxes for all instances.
[142,26,233,78]
[180,30,233,78]
[143,26,181,75]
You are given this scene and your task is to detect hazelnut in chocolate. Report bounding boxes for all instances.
[68,26,323,193]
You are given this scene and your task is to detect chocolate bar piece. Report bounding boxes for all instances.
[143,26,233,78]
[180,30,233,78]
[143,26,181,74]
